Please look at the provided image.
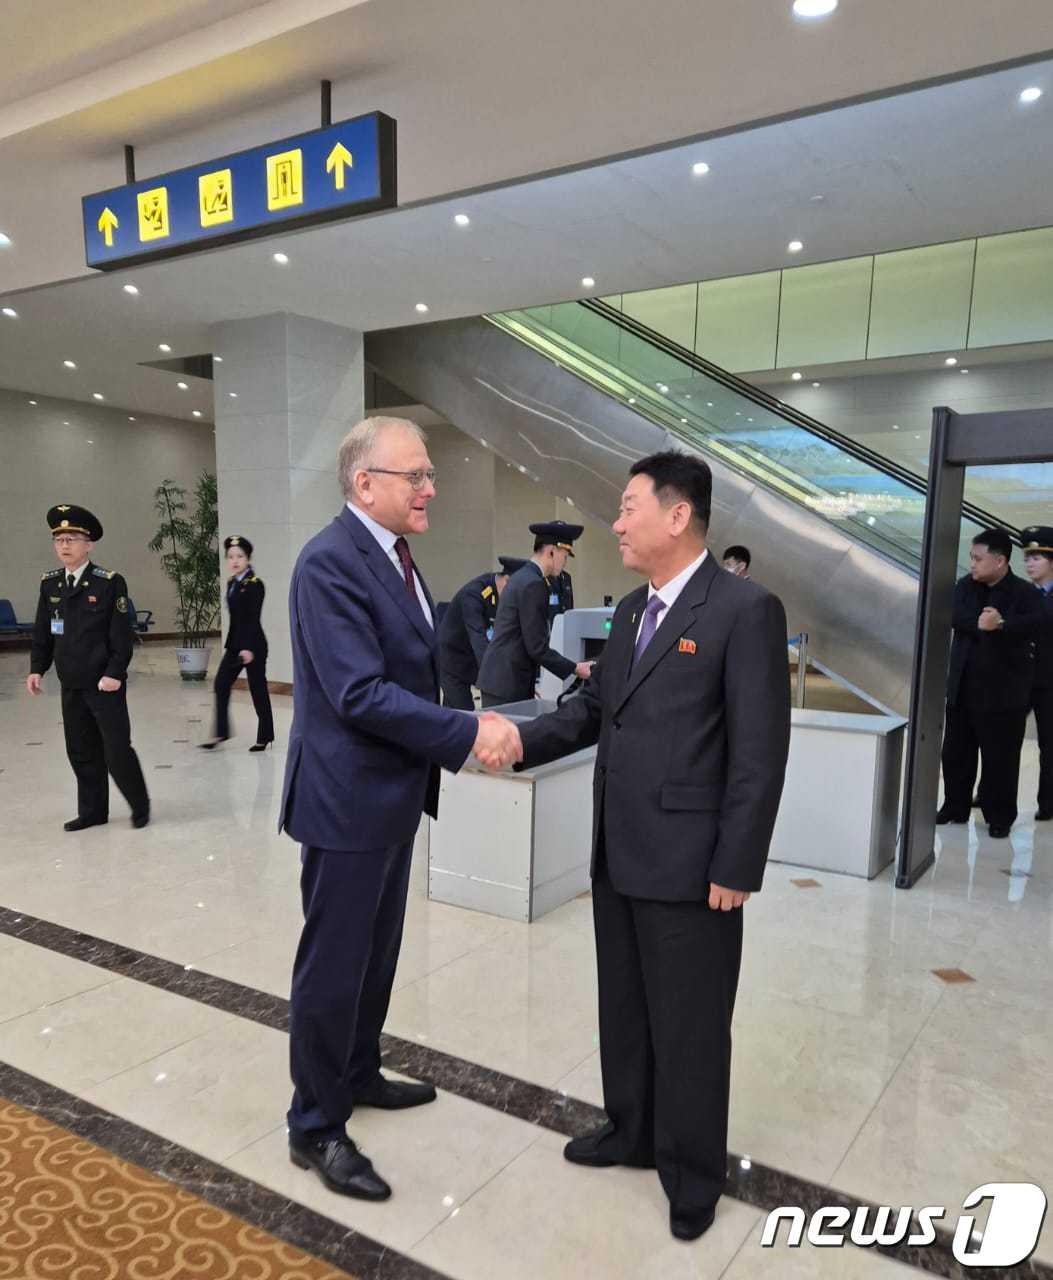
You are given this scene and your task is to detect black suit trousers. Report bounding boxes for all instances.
[941,699,1028,827]
[441,674,476,711]
[590,853,743,1214]
[287,841,414,1139]
[1033,684,1053,814]
[61,685,148,821]
[213,647,274,743]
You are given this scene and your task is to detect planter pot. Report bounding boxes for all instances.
[176,647,211,681]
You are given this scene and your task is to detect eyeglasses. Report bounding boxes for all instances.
[366,468,437,491]
[52,535,88,547]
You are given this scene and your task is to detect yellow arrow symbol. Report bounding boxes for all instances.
[326,142,353,190]
[98,207,119,247]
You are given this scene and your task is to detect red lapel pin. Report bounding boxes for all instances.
[88,595,97,604]
[678,637,697,654]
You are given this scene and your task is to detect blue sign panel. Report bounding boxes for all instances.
[82,111,396,270]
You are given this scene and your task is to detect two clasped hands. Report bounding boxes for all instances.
[472,712,524,771]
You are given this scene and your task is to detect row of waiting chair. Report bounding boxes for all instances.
[0,598,154,641]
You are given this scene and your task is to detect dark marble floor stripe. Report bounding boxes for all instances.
[2,904,1049,1279]
[0,1060,449,1280]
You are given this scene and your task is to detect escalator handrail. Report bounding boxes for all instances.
[576,297,1021,539]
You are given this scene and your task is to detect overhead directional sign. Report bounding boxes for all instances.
[82,111,396,270]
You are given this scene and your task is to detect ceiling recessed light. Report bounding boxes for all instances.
[2,306,17,317]
[122,284,139,295]
[792,0,838,15]
[0,232,11,248]
[706,401,714,407]
[213,355,223,363]
[192,410,202,418]
[63,359,76,369]
[892,424,899,430]
[92,392,104,401]
[656,382,669,393]
[680,417,688,424]
[581,276,596,288]
[62,420,70,426]
[28,399,37,405]
[158,343,171,353]
[128,416,136,421]
[628,397,636,404]
[228,391,238,398]
[454,213,471,227]
[177,381,189,389]
[1020,86,1044,104]
[86,439,94,445]
[944,356,958,366]
[812,381,821,387]
[691,161,710,176]
[791,371,803,381]
[787,240,804,254]
[960,368,970,374]
[272,252,289,265]
[415,302,429,313]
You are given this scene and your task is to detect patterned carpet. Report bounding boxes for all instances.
[0,1099,353,1279]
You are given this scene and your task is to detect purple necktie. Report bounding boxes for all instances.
[393,537,417,598]
[632,594,666,669]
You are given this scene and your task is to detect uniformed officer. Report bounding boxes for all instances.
[1021,525,1053,820]
[536,521,582,623]
[438,555,528,710]
[26,505,150,831]
[200,535,275,751]
[477,521,593,707]
[937,527,1041,838]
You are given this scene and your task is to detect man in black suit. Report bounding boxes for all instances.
[477,521,593,707]
[487,452,790,1240]
[937,527,1042,838]
[1020,525,1053,820]
[438,556,526,710]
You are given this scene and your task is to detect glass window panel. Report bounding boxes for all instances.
[970,228,1053,348]
[696,272,779,372]
[868,241,974,359]
[620,284,698,352]
[777,257,872,368]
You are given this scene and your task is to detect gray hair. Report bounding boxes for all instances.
[338,416,427,498]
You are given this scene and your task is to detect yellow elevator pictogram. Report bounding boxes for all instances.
[266,149,304,211]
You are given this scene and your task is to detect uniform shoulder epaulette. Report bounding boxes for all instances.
[247,574,259,583]
[481,585,494,600]
[41,568,62,579]
[91,566,116,579]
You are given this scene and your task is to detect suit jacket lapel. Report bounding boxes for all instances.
[614,556,720,715]
[337,508,437,653]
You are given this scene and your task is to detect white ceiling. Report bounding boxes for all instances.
[2,0,1053,296]
[2,56,1052,423]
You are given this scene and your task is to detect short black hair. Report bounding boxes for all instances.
[629,450,712,531]
[722,545,751,567]
[534,536,556,553]
[972,527,1013,560]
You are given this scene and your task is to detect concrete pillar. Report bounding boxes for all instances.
[211,313,363,683]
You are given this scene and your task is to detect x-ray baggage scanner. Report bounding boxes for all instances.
[538,606,615,701]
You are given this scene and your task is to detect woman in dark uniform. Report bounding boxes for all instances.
[200,535,274,751]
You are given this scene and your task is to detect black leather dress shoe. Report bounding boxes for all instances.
[670,1205,716,1241]
[63,816,107,832]
[563,1125,653,1168]
[1036,810,1052,821]
[988,824,1011,839]
[288,1133,391,1200]
[354,1076,436,1110]
[131,809,150,829]
[935,807,969,825]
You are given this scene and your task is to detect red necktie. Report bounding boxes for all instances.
[394,537,417,598]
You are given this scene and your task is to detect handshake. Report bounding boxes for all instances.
[472,711,524,771]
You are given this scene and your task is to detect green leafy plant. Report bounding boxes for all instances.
[148,472,220,647]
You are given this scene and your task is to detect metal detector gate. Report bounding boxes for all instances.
[898,405,1053,888]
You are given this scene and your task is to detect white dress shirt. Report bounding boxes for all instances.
[635,549,709,642]
[346,502,433,627]
[65,560,90,589]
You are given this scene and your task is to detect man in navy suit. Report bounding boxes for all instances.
[279,417,519,1201]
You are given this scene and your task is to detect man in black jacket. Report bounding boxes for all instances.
[1022,525,1053,820]
[938,527,1042,838]
[477,522,594,707]
[438,556,526,710]
[485,453,790,1241]
[26,504,150,830]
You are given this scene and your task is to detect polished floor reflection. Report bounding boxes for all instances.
[1,645,1051,1278]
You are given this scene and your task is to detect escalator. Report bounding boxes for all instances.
[365,300,1021,715]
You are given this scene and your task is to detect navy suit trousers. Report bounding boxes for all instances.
[287,841,414,1139]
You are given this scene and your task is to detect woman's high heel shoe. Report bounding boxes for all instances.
[249,741,272,753]
[198,737,228,750]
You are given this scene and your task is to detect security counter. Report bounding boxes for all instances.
[428,703,907,922]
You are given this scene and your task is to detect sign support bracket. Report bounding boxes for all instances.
[321,81,332,128]
[124,145,136,184]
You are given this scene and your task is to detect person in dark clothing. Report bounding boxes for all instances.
[1021,525,1053,820]
[438,556,527,710]
[477,522,593,707]
[201,535,274,751]
[549,568,575,624]
[937,528,1042,838]
[26,504,150,830]
[721,545,751,578]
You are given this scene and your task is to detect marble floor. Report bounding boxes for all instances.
[1,644,1051,1279]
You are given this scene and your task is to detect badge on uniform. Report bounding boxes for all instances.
[51,619,64,635]
[116,596,127,613]
[678,637,697,654]
[88,595,97,604]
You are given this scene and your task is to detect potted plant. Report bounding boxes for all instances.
[149,472,221,680]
